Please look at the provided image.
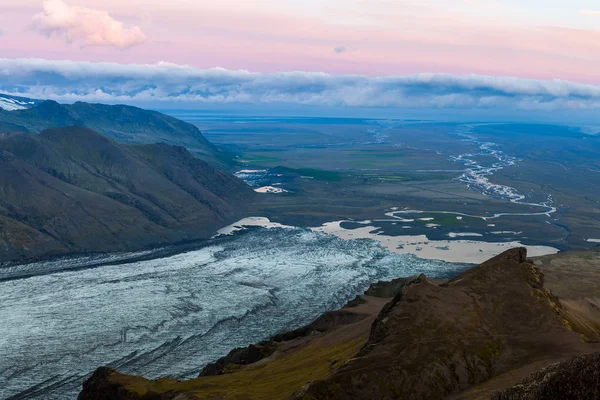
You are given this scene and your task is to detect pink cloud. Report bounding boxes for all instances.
[31,0,146,49]
[0,0,595,84]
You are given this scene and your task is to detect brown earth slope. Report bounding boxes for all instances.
[78,248,600,400]
[449,246,600,400]
[297,248,599,400]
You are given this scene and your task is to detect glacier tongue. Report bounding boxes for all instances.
[0,227,467,399]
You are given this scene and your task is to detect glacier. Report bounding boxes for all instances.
[0,227,468,399]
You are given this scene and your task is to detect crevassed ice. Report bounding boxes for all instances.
[0,227,467,399]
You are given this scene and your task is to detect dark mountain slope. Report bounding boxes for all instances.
[0,128,253,262]
[0,100,229,166]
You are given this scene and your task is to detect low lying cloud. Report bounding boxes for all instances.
[333,46,347,54]
[579,10,600,16]
[1,58,600,112]
[32,0,146,49]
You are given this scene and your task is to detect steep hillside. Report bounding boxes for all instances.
[0,127,253,262]
[77,248,600,400]
[0,100,230,166]
[297,248,594,400]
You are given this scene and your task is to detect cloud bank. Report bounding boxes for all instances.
[1,58,600,112]
[32,0,146,49]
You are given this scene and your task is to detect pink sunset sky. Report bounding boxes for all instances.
[1,0,600,84]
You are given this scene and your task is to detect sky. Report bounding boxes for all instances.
[1,0,600,121]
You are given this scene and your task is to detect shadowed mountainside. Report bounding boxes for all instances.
[0,100,231,166]
[77,248,600,400]
[0,127,254,262]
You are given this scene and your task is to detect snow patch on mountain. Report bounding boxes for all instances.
[0,94,39,111]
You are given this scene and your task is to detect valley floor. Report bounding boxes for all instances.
[187,116,600,253]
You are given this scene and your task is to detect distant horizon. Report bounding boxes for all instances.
[4,92,600,130]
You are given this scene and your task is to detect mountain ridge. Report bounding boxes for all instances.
[0,127,254,262]
[0,99,231,167]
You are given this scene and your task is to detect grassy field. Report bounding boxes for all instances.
[238,154,284,164]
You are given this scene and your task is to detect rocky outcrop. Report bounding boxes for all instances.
[78,367,154,400]
[199,343,277,377]
[78,367,197,400]
[491,352,600,400]
[364,276,417,298]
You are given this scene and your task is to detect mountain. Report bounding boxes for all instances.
[0,127,254,262]
[77,248,600,399]
[0,99,231,166]
[0,93,42,111]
